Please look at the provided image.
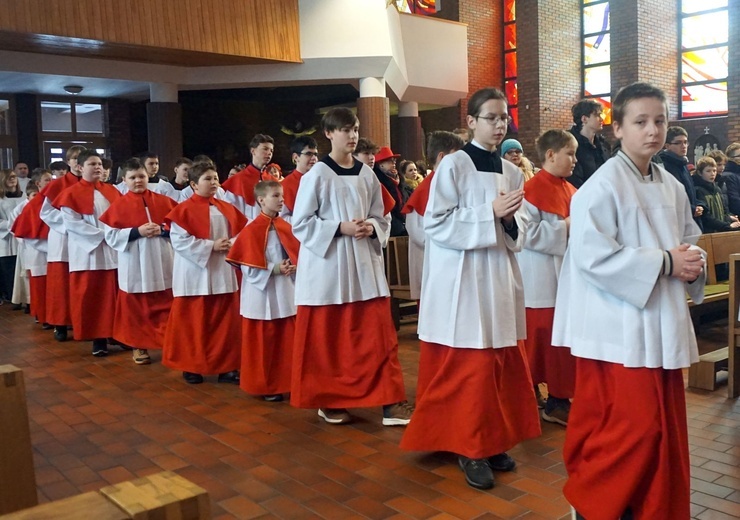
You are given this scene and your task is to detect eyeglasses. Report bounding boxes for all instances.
[505,150,523,155]
[669,140,688,146]
[300,151,319,157]
[476,114,512,126]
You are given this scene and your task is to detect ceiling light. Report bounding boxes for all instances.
[63,85,84,95]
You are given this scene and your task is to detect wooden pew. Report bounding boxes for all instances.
[385,236,415,329]
[726,253,740,398]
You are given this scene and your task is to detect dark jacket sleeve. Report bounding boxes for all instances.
[725,174,740,216]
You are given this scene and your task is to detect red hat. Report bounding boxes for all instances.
[375,146,400,163]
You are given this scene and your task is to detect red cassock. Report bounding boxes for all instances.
[290,298,407,409]
[221,164,262,207]
[521,170,577,398]
[99,190,178,350]
[400,171,434,216]
[563,359,690,520]
[38,172,80,326]
[280,171,303,214]
[400,341,541,459]
[162,195,247,374]
[12,196,50,324]
[53,180,121,340]
[28,274,47,324]
[226,212,301,395]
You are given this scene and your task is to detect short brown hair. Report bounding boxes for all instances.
[467,88,507,117]
[665,126,688,145]
[726,143,740,161]
[188,162,217,184]
[696,156,717,173]
[254,180,282,200]
[322,107,359,133]
[249,134,274,150]
[355,137,379,155]
[535,129,577,162]
[427,131,464,164]
[571,99,603,126]
[65,145,87,162]
[612,82,668,127]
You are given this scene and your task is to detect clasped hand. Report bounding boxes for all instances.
[669,243,704,282]
[493,189,524,224]
[137,222,161,238]
[340,219,374,240]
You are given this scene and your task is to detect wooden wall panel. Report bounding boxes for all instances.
[0,0,301,64]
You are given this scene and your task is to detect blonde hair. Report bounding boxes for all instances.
[519,156,536,181]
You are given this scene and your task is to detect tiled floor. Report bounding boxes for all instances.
[1,304,739,519]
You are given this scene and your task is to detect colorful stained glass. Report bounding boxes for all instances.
[508,107,519,133]
[587,96,612,125]
[584,33,610,66]
[583,2,609,35]
[584,65,610,97]
[681,82,728,117]
[505,52,518,78]
[504,0,516,22]
[682,47,728,83]
[681,0,727,14]
[505,23,517,51]
[682,12,728,48]
[505,80,518,106]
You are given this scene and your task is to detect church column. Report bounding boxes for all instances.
[356,77,390,148]
[146,83,183,179]
[394,101,424,163]
[728,0,740,143]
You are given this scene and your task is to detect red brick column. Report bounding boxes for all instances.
[357,97,391,148]
[728,1,740,144]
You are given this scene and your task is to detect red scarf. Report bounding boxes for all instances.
[221,164,262,206]
[11,195,49,239]
[401,171,435,215]
[524,169,576,219]
[281,170,304,213]
[164,193,247,239]
[99,189,177,229]
[52,179,121,215]
[41,171,80,201]
[227,212,299,269]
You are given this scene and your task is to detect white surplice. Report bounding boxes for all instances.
[115,181,180,202]
[405,211,425,301]
[516,201,568,308]
[40,197,68,263]
[0,197,24,256]
[418,150,528,349]
[169,207,238,297]
[292,161,390,306]
[238,228,296,320]
[222,190,260,221]
[60,191,117,272]
[103,224,174,293]
[551,153,704,369]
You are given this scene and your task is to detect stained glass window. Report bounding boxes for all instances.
[680,1,728,118]
[582,0,611,124]
[503,0,518,132]
[393,0,437,15]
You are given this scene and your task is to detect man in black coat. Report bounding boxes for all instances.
[567,99,611,189]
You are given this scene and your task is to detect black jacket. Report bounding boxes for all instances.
[692,175,733,232]
[722,161,740,216]
[374,167,408,237]
[567,128,610,188]
[659,149,703,231]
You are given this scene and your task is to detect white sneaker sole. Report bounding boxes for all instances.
[318,409,351,424]
[382,417,411,426]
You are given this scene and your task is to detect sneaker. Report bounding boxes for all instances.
[534,385,547,409]
[133,349,151,365]
[541,397,570,426]
[458,456,494,490]
[318,408,352,424]
[488,452,516,472]
[53,326,68,342]
[262,394,284,402]
[92,340,108,357]
[183,372,204,384]
[382,401,414,426]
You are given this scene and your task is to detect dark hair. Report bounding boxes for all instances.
[571,99,603,127]
[355,137,379,155]
[101,158,112,170]
[76,149,102,166]
[535,129,577,162]
[466,87,507,117]
[13,161,27,168]
[193,154,212,164]
[696,156,717,173]
[254,180,282,200]
[290,136,318,156]
[174,157,193,168]
[399,160,415,177]
[119,157,145,178]
[188,162,217,184]
[665,126,688,145]
[139,151,159,161]
[705,149,727,164]
[65,145,86,162]
[321,107,359,133]
[612,82,668,126]
[25,182,40,195]
[249,134,274,150]
[49,160,68,172]
[427,131,465,165]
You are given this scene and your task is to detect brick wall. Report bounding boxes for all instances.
[728,0,739,144]
[357,96,391,148]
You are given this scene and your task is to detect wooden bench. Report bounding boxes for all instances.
[385,236,417,330]
[688,346,729,391]
[726,253,740,398]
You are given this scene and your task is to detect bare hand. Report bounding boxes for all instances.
[213,237,231,252]
[279,259,296,275]
[669,243,704,282]
[731,221,740,229]
[352,219,374,239]
[137,222,161,238]
[694,206,704,217]
[493,189,524,220]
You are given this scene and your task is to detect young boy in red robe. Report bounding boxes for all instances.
[517,130,578,426]
[162,162,247,384]
[100,158,177,365]
[280,136,318,221]
[52,149,121,356]
[222,134,274,219]
[227,181,300,401]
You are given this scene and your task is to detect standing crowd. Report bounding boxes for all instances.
[2,80,726,520]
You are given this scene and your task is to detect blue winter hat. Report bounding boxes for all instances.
[500,139,523,156]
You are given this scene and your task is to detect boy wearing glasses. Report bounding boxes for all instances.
[281,136,318,222]
[659,126,703,229]
[401,87,540,490]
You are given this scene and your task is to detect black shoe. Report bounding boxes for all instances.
[41,322,53,330]
[183,372,204,384]
[23,305,30,314]
[53,326,68,342]
[11,303,22,311]
[108,338,133,350]
[488,452,516,472]
[92,340,108,357]
[458,456,494,490]
[217,371,240,384]
[263,394,283,402]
